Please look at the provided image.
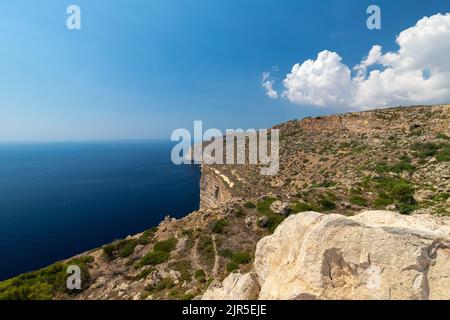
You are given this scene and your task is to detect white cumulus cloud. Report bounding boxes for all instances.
[283,50,355,108]
[274,13,450,110]
[261,71,279,99]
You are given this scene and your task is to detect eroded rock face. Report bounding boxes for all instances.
[200,167,233,210]
[204,210,450,300]
[201,272,260,300]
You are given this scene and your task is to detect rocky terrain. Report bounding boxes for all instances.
[210,104,450,216]
[0,104,449,300]
[204,210,450,300]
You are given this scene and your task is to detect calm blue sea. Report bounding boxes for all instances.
[0,141,200,281]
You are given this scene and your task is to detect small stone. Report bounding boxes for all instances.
[133,293,141,300]
[169,270,181,285]
[117,283,129,292]
[134,244,144,254]
[257,216,270,228]
[414,189,434,202]
[245,217,253,228]
[92,276,106,289]
[341,202,352,209]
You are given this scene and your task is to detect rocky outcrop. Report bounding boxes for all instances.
[200,167,233,209]
[269,201,290,216]
[202,272,260,300]
[300,105,450,135]
[204,210,450,300]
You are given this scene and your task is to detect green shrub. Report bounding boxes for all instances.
[154,238,177,253]
[396,202,418,215]
[318,197,336,211]
[372,177,417,214]
[134,268,155,280]
[436,133,450,140]
[211,219,228,234]
[322,181,337,188]
[413,142,450,162]
[117,240,138,258]
[256,198,277,215]
[436,146,450,162]
[0,256,93,300]
[266,214,285,233]
[411,142,440,158]
[198,236,215,268]
[291,202,318,213]
[374,191,393,206]
[194,269,206,282]
[103,244,115,260]
[375,160,415,174]
[350,196,368,206]
[151,277,174,292]
[391,183,417,214]
[433,193,450,201]
[350,187,363,195]
[218,248,233,258]
[27,283,54,300]
[143,227,158,238]
[390,161,416,173]
[138,250,170,267]
[181,293,196,300]
[231,252,252,265]
[243,202,256,209]
[392,182,415,202]
[103,235,150,260]
[226,262,239,273]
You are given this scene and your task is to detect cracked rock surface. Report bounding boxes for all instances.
[205,210,450,300]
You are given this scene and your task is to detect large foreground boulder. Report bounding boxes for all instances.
[203,210,450,300]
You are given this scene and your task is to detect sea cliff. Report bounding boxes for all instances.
[1,104,449,300]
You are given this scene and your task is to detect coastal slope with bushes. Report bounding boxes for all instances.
[1,104,449,300]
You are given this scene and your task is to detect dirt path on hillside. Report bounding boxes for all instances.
[191,239,201,271]
[211,234,220,276]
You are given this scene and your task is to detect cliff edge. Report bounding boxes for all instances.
[204,210,450,300]
[1,105,449,300]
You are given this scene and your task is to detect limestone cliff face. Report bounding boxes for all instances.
[299,105,450,135]
[204,210,450,300]
[213,104,450,215]
[200,166,233,210]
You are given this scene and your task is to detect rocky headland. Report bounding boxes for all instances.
[1,104,449,300]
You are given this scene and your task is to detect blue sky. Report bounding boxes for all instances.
[0,0,449,141]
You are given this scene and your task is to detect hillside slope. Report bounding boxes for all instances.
[0,104,449,300]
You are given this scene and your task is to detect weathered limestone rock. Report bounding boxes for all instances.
[245,216,255,228]
[414,189,434,202]
[92,276,106,289]
[254,210,450,300]
[202,272,259,300]
[269,201,290,215]
[205,210,450,300]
